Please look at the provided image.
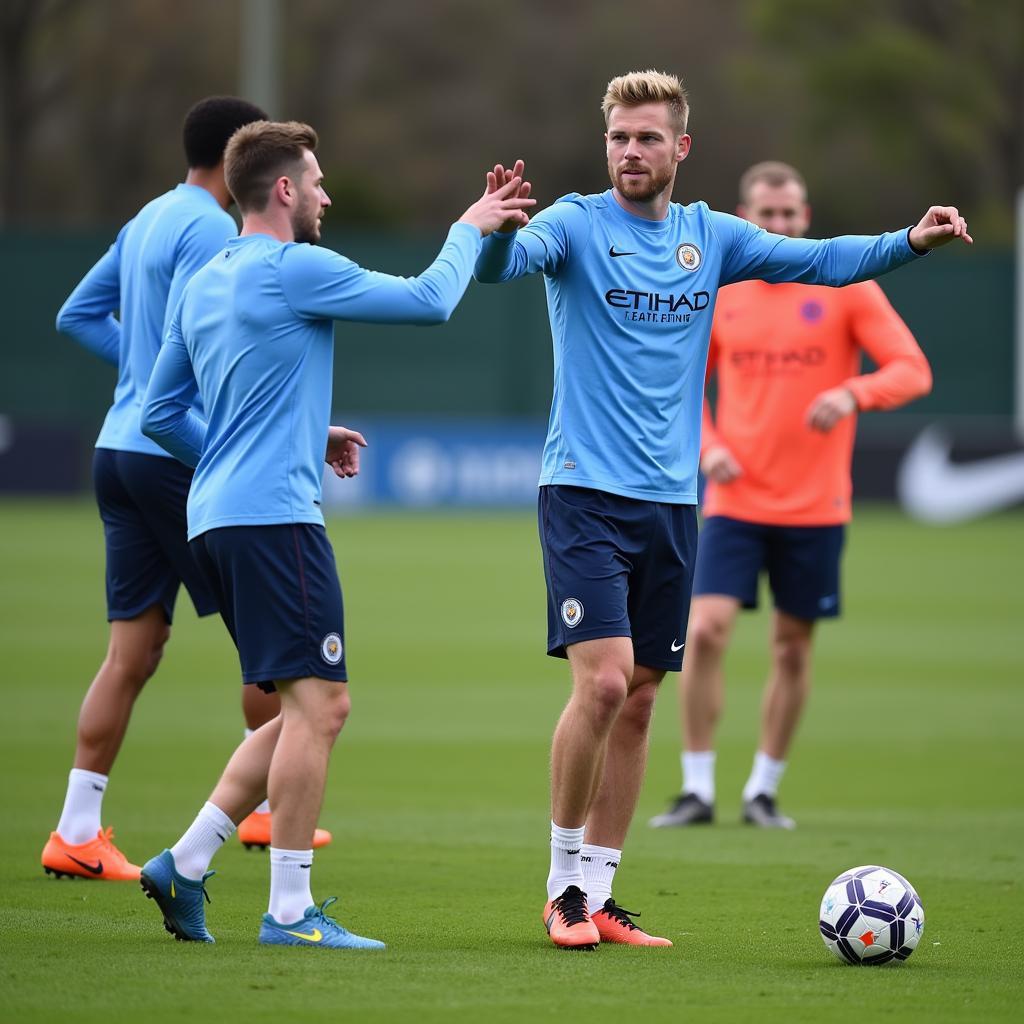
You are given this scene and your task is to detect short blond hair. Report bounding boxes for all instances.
[739,161,807,204]
[224,120,319,213]
[602,70,689,136]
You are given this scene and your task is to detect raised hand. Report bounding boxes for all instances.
[459,160,535,236]
[700,444,742,484]
[806,386,857,433]
[325,425,367,479]
[908,206,973,252]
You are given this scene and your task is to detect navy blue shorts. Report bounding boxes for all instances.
[189,524,347,692]
[692,515,846,621]
[538,485,698,672]
[93,448,218,623]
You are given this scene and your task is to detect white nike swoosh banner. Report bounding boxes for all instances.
[897,426,1024,523]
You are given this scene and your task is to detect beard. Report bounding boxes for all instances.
[610,161,675,203]
[291,197,322,245]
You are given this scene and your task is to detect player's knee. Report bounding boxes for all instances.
[321,685,351,740]
[581,670,629,723]
[688,612,730,656]
[774,635,811,681]
[621,682,658,732]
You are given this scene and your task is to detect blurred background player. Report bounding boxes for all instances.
[649,161,933,831]
[42,96,280,881]
[137,120,535,948]
[476,73,969,950]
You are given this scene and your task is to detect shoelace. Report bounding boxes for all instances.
[311,896,347,932]
[552,887,590,926]
[600,900,641,931]
[95,827,129,864]
[199,870,215,905]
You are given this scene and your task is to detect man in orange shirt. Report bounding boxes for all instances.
[650,161,932,830]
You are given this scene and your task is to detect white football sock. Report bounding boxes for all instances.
[743,750,787,801]
[682,750,716,804]
[55,768,108,845]
[268,847,314,924]
[170,802,236,880]
[547,822,586,900]
[244,730,271,814]
[581,843,621,913]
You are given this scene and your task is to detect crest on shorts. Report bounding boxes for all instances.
[676,243,701,272]
[321,632,343,665]
[561,598,584,629]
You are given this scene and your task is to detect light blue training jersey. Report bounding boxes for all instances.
[474,190,923,504]
[142,223,483,539]
[56,183,236,457]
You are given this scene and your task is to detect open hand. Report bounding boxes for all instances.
[325,425,367,479]
[908,206,973,252]
[459,159,535,236]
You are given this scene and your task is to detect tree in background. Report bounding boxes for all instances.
[737,0,1022,242]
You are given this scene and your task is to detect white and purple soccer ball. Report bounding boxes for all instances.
[819,865,925,965]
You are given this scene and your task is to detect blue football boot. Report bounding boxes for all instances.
[140,849,215,943]
[259,896,385,950]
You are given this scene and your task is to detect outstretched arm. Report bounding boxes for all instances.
[282,174,536,325]
[718,204,972,289]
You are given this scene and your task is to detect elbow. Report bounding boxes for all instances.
[55,302,77,335]
[140,404,167,443]
[420,297,455,325]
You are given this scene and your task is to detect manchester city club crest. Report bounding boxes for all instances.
[561,598,584,629]
[321,632,343,665]
[676,243,702,272]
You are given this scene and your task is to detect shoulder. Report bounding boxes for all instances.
[535,192,596,225]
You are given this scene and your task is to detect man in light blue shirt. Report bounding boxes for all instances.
[44,97,267,883]
[138,119,535,949]
[474,70,972,949]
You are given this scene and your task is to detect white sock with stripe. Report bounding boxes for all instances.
[268,847,315,924]
[581,843,622,913]
[56,768,108,844]
[547,822,586,900]
[170,801,236,880]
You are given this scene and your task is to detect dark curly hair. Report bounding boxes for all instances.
[183,96,269,169]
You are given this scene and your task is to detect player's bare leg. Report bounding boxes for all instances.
[73,605,170,774]
[43,604,170,880]
[649,596,739,828]
[742,610,814,829]
[582,664,672,946]
[544,637,632,949]
[237,680,333,850]
[267,677,349,849]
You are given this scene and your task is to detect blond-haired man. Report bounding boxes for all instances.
[649,162,931,831]
[476,71,969,950]
[138,120,534,949]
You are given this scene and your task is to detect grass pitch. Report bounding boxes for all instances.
[0,500,1021,1023]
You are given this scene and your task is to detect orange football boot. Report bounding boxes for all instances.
[41,827,141,881]
[542,885,600,950]
[591,899,673,946]
[237,810,333,850]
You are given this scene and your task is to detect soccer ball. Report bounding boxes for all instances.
[819,865,925,965]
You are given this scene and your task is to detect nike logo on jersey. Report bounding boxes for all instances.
[608,246,637,258]
[285,928,323,942]
[67,855,103,875]
[898,427,1024,523]
[671,640,685,652]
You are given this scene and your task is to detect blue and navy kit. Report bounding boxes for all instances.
[475,190,922,505]
[56,183,235,621]
[476,190,920,662]
[142,223,483,684]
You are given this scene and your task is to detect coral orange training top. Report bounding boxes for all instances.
[701,279,931,526]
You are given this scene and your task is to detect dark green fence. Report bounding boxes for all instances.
[2,229,1013,435]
